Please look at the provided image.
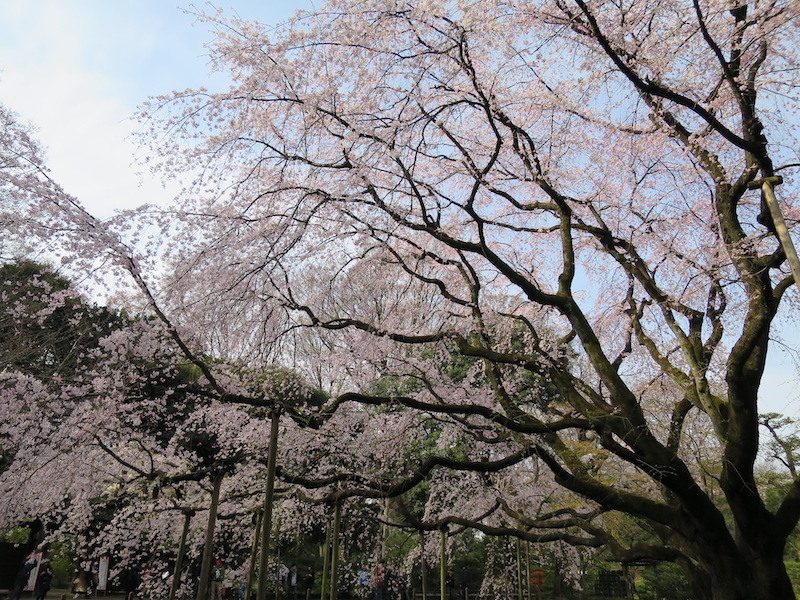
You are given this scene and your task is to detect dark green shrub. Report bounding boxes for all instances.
[786,562,800,595]
[637,563,691,600]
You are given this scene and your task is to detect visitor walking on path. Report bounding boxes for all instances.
[11,553,38,600]
[35,560,53,600]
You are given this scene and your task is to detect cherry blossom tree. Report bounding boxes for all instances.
[122,2,800,599]
[3,0,800,597]
[0,258,321,600]
[0,106,339,600]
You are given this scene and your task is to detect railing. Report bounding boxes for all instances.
[409,590,479,600]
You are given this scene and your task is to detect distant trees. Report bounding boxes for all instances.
[0,260,122,485]
[0,260,120,377]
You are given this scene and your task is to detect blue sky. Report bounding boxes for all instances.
[0,0,312,217]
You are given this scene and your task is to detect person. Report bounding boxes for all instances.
[357,566,371,599]
[35,560,53,600]
[374,561,385,600]
[460,567,469,599]
[11,554,38,600]
[89,562,100,596]
[445,568,455,599]
[86,561,98,596]
[211,559,225,600]
[303,566,315,598]
[140,562,152,585]
[288,564,299,599]
[279,563,289,597]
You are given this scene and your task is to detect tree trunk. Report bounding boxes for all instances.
[698,548,796,600]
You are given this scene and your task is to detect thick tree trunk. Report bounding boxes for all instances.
[699,548,795,600]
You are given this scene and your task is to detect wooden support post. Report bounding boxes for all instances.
[245,510,263,600]
[750,176,800,285]
[525,542,531,600]
[420,532,428,600]
[257,410,281,600]
[439,527,446,600]
[516,538,523,600]
[320,513,332,600]
[197,471,224,600]
[169,510,193,600]
[329,502,342,600]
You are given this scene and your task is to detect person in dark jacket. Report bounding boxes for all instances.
[445,569,456,600]
[35,561,53,600]
[11,554,38,600]
[303,566,315,597]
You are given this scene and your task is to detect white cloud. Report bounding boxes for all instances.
[0,2,198,217]
[0,0,306,218]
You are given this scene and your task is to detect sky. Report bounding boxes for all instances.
[0,0,312,218]
[0,1,797,417]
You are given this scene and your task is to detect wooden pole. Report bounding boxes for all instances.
[439,528,446,600]
[274,548,281,600]
[525,542,531,600]
[754,176,800,286]
[245,510,263,600]
[329,502,342,600]
[420,532,428,600]
[381,499,390,559]
[516,538,523,600]
[257,411,281,600]
[197,471,224,600]
[320,513,332,600]
[168,510,193,600]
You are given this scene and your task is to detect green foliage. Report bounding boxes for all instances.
[786,562,800,595]
[760,413,800,476]
[0,526,29,543]
[0,260,128,479]
[756,468,800,561]
[637,563,692,600]
[49,537,78,588]
[448,532,487,592]
[0,259,122,378]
